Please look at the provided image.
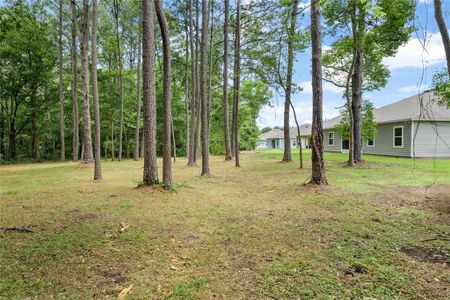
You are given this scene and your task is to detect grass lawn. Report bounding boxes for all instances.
[1,150,449,299]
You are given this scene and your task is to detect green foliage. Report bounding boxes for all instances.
[322,0,415,92]
[432,69,450,107]
[336,100,377,142]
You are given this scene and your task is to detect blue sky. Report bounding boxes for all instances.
[257,0,449,128]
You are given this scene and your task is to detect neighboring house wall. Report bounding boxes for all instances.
[411,121,450,158]
[324,129,343,152]
[363,121,412,157]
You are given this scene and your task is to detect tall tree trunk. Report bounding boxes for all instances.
[184,18,190,159]
[195,0,201,162]
[282,0,299,163]
[31,96,40,161]
[187,0,197,166]
[8,119,16,161]
[351,4,364,164]
[71,0,79,161]
[309,0,327,185]
[434,0,450,75]
[155,0,173,188]
[223,0,232,161]
[232,0,241,168]
[200,0,211,175]
[81,0,93,163]
[58,0,65,162]
[207,0,213,140]
[289,101,303,168]
[92,0,102,179]
[134,25,142,161]
[142,0,159,185]
[114,0,125,161]
[171,117,176,162]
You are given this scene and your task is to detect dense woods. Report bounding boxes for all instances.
[0,0,448,184]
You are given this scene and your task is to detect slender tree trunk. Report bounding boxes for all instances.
[351,4,364,164]
[187,0,197,166]
[289,101,303,168]
[232,0,241,168]
[155,0,173,188]
[207,0,213,140]
[114,0,125,161]
[434,0,450,75]
[8,119,16,161]
[58,0,65,162]
[309,0,327,185]
[184,20,190,159]
[195,0,201,162]
[171,117,176,162]
[282,0,299,163]
[81,0,93,163]
[71,0,79,161]
[142,0,159,185]
[31,96,40,161]
[92,0,102,179]
[223,0,232,161]
[200,0,211,175]
[134,26,142,160]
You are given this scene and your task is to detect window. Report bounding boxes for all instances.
[367,138,375,147]
[328,132,334,146]
[393,126,403,148]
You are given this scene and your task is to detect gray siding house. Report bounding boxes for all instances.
[257,125,312,150]
[323,91,450,158]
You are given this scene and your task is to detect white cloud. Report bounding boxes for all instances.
[383,32,445,70]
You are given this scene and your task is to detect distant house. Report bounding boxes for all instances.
[257,124,312,149]
[323,91,450,158]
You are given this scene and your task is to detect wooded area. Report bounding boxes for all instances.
[1,0,449,187]
[1,0,450,298]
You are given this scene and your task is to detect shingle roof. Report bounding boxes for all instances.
[259,124,312,141]
[323,91,450,129]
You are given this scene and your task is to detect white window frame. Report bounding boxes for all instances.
[328,132,335,146]
[393,126,404,148]
[367,138,375,147]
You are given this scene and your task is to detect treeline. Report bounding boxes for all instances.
[0,0,272,163]
[1,0,449,187]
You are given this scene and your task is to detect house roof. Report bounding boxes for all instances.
[323,91,450,129]
[259,124,312,141]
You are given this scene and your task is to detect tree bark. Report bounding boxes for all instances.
[187,0,197,166]
[70,0,79,161]
[351,3,364,164]
[80,0,93,163]
[58,0,65,162]
[309,0,327,185]
[434,0,450,76]
[92,0,102,180]
[282,0,299,163]
[232,0,241,168]
[113,0,125,161]
[223,0,232,161]
[184,16,190,159]
[134,25,142,161]
[31,95,40,161]
[155,0,173,188]
[200,0,211,175]
[195,0,201,162]
[142,0,159,185]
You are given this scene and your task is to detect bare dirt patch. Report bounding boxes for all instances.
[399,245,449,266]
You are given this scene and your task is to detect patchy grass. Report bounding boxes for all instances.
[1,151,449,299]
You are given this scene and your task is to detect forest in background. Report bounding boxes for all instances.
[0,0,449,187]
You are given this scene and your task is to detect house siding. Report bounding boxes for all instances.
[411,121,450,158]
[323,129,342,152]
[363,121,412,157]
